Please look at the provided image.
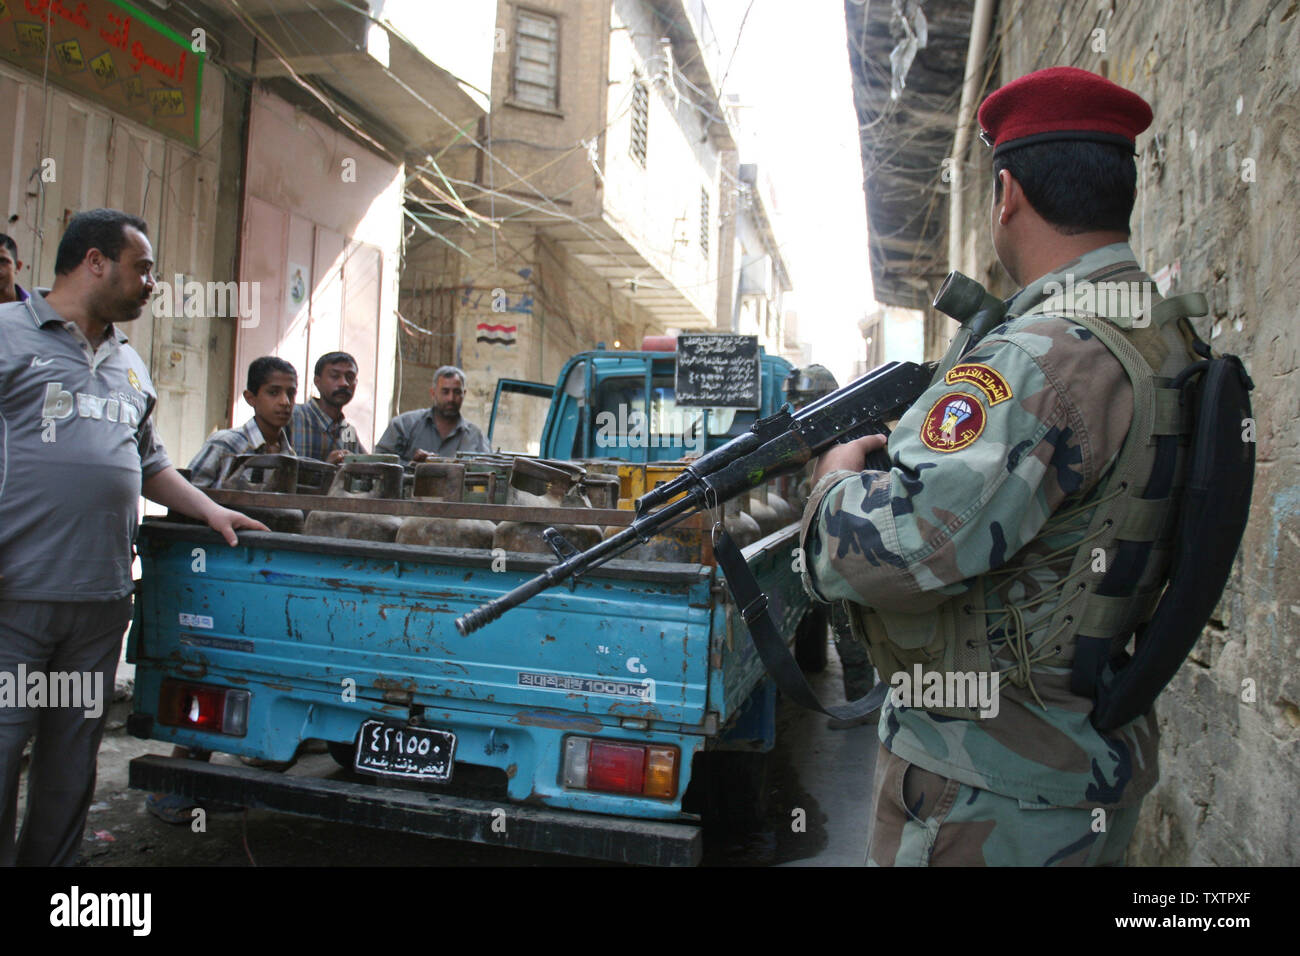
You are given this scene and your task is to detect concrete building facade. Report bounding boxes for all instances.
[398,0,795,435]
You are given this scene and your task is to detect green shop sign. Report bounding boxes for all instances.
[0,0,203,146]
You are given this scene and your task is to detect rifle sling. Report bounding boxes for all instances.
[713,529,889,721]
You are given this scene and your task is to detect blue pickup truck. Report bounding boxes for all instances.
[127,343,821,865]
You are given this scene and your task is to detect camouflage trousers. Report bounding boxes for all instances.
[866,745,1142,866]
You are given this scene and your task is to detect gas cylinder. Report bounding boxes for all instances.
[396,462,495,549]
[219,453,304,533]
[492,458,603,554]
[295,459,337,496]
[459,455,512,504]
[579,473,622,511]
[747,486,781,536]
[723,497,762,548]
[609,524,701,564]
[767,490,799,528]
[303,462,405,541]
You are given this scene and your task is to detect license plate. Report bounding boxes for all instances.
[354,719,456,781]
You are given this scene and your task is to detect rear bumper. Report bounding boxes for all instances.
[128,755,703,867]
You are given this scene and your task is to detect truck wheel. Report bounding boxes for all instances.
[794,605,829,673]
[683,749,771,831]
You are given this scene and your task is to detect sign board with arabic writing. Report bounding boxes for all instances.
[674,333,762,409]
[0,0,202,146]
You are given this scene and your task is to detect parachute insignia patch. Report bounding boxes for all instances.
[920,392,986,452]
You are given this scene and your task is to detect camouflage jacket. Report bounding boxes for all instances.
[801,243,1163,809]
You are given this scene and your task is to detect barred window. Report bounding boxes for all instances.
[699,186,710,259]
[631,79,649,167]
[513,10,559,110]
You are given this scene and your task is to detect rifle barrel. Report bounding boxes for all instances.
[455,493,700,635]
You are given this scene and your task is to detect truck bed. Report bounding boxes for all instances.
[128,508,808,828]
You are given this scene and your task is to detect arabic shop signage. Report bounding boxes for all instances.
[0,0,202,146]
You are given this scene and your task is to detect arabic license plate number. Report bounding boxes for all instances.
[354,720,456,781]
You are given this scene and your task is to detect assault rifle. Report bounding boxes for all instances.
[456,271,1007,646]
[454,358,935,636]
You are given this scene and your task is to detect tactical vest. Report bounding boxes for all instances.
[853,285,1209,721]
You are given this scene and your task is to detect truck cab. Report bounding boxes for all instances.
[488,342,794,461]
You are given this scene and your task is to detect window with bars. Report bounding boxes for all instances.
[630,79,649,167]
[699,187,710,259]
[513,9,559,110]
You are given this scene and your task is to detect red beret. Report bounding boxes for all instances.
[977,66,1153,157]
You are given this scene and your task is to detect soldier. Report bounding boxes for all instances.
[801,67,1201,865]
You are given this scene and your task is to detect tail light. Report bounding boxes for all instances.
[157,680,249,736]
[562,736,679,799]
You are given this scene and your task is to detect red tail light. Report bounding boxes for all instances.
[158,680,249,736]
[562,736,679,799]
[588,740,646,795]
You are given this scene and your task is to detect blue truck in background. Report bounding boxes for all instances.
[127,342,823,866]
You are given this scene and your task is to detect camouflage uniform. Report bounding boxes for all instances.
[801,243,1165,865]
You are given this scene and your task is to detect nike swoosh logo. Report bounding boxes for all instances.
[30,356,54,367]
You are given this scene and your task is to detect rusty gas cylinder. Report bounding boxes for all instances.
[458,455,512,504]
[593,472,697,563]
[607,524,701,564]
[302,461,405,541]
[396,462,495,549]
[723,497,762,548]
[295,458,337,497]
[219,453,304,533]
[767,489,798,528]
[747,486,781,536]
[492,458,603,555]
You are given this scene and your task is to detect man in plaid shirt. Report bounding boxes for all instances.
[290,351,367,463]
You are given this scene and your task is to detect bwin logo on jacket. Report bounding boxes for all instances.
[40,382,143,426]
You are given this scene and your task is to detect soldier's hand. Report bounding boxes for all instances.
[207,507,270,546]
[812,434,888,483]
[411,449,432,463]
[326,449,348,464]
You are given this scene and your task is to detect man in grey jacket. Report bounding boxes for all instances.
[0,208,265,866]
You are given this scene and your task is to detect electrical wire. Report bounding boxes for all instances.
[216,0,736,299]
[168,0,793,346]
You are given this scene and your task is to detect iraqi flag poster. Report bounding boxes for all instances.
[476,322,518,346]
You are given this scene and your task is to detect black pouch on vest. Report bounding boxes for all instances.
[1090,354,1255,731]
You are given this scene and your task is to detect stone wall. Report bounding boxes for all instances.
[950,0,1300,865]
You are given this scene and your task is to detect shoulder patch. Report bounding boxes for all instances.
[944,363,1013,406]
[127,368,142,392]
[920,391,986,453]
